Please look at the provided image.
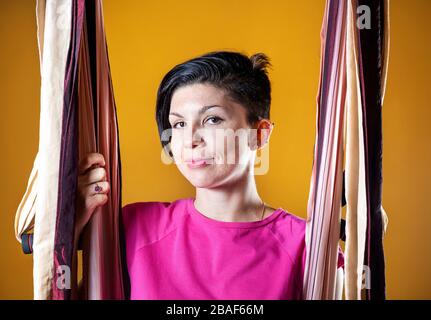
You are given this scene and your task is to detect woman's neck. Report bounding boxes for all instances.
[194,172,266,222]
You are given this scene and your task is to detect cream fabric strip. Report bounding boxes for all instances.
[34,0,72,300]
[14,0,72,299]
[344,0,368,300]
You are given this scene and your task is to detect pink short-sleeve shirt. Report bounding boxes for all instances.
[122,197,344,300]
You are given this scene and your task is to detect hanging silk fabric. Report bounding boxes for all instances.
[355,0,389,300]
[14,0,128,300]
[303,0,389,300]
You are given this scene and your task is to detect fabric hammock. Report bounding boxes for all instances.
[303,0,389,300]
[14,0,128,300]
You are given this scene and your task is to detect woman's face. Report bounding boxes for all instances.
[168,83,266,188]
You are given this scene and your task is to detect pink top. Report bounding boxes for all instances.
[122,197,344,300]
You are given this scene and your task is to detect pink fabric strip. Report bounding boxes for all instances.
[303,0,347,299]
[77,0,126,300]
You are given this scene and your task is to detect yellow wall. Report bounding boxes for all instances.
[1,0,430,299]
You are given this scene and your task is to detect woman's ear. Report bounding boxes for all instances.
[248,119,274,150]
[256,119,274,149]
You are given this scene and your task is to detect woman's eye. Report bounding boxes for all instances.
[205,116,223,125]
[172,117,222,128]
[173,121,185,129]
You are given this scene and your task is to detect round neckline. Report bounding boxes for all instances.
[187,197,284,229]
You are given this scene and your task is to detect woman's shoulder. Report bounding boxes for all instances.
[265,208,307,266]
[121,198,190,248]
[272,208,307,237]
[272,209,345,269]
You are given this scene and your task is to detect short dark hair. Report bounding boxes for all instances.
[155,50,272,157]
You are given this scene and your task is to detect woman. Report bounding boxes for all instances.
[74,51,344,299]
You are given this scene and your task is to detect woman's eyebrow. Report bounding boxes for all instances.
[169,105,229,118]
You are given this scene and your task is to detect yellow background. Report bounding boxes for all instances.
[1,0,430,299]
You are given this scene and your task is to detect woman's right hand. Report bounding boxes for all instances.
[75,152,110,241]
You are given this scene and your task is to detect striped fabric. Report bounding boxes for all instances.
[303,0,347,300]
[14,0,127,300]
[304,0,389,300]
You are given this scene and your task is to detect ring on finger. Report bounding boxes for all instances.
[94,184,103,193]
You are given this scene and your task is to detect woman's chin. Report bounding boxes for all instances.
[187,177,215,188]
[178,164,236,189]
[185,173,220,189]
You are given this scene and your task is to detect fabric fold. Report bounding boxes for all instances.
[304,0,389,300]
[14,0,127,300]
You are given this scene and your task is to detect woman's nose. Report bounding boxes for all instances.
[183,124,204,148]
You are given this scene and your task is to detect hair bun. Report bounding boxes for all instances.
[250,53,272,74]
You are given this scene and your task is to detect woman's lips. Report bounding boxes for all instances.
[185,158,213,169]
